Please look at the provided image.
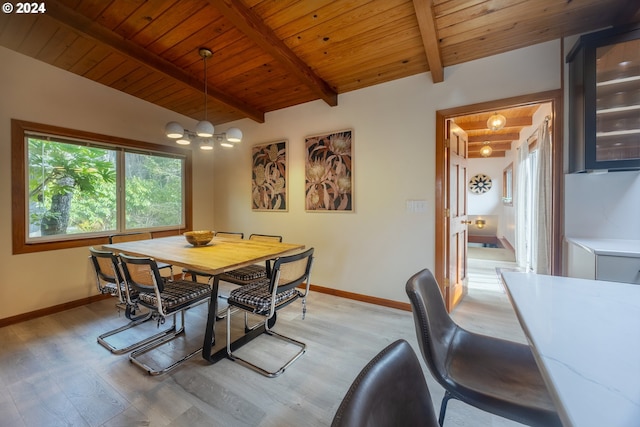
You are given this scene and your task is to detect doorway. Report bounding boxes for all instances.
[435,90,564,311]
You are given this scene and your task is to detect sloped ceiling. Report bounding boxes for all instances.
[1,0,638,127]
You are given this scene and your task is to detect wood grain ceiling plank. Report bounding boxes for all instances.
[457,116,532,131]
[208,0,338,106]
[82,52,128,81]
[284,1,414,51]
[265,0,373,38]
[110,67,155,92]
[468,142,512,150]
[68,0,111,21]
[438,0,613,48]
[129,74,176,99]
[322,43,427,78]
[299,17,419,72]
[145,6,214,54]
[17,16,59,57]
[96,0,148,31]
[0,15,37,50]
[208,51,274,86]
[336,57,429,92]
[251,0,323,28]
[412,0,444,82]
[158,16,230,63]
[53,35,97,71]
[35,29,80,65]
[432,0,485,18]
[125,72,166,97]
[46,0,265,123]
[469,133,519,143]
[130,0,209,48]
[69,43,112,75]
[97,60,141,87]
[111,0,177,40]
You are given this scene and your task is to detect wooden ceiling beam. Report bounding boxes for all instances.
[456,116,533,131]
[412,0,444,83]
[208,0,338,107]
[46,0,265,123]
[469,133,520,143]
[468,141,512,149]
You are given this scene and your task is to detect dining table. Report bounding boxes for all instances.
[104,234,305,363]
[501,271,640,427]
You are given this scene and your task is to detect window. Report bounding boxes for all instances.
[502,163,513,206]
[12,120,192,254]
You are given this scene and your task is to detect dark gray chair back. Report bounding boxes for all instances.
[331,339,438,427]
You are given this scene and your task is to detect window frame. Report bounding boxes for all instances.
[12,119,193,254]
[502,163,513,206]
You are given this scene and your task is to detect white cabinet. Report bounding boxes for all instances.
[566,238,640,284]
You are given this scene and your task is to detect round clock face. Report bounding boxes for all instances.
[469,174,492,194]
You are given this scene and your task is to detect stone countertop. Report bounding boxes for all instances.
[565,237,640,258]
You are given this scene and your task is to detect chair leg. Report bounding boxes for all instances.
[439,390,454,426]
[226,307,306,378]
[98,307,178,355]
[128,307,205,376]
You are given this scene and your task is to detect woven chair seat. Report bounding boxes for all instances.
[138,280,210,313]
[222,264,267,282]
[228,280,299,314]
[100,282,140,299]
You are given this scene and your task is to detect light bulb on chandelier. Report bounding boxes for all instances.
[486,112,506,131]
[480,141,493,157]
[164,48,242,149]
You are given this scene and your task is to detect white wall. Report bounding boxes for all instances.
[0,46,216,320]
[211,41,562,303]
[0,39,563,320]
[565,171,640,239]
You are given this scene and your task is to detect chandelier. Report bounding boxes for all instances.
[486,112,506,131]
[165,48,242,150]
[480,141,493,157]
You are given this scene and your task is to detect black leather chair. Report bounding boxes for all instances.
[406,269,562,427]
[332,339,438,427]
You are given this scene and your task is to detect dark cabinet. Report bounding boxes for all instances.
[567,24,640,172]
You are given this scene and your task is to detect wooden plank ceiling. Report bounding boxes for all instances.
[454,105,542,158]
[0,0,638,128]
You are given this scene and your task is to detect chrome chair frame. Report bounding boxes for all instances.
[225,248,314,377]
[90,247,174,355]
[119,253,211,375]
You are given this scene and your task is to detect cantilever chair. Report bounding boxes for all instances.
[331,339,439,427]
[225,247,314,377]
[109,232,174,278]
[90,247,171,354]
[405,269,562,427]
[119,253,211,375]
[183,231,245,285]
[218,234,283,287]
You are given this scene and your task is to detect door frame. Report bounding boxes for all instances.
[435,90,564,310]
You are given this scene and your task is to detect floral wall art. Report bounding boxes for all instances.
[305,129,353,212]
[252,140,287,211]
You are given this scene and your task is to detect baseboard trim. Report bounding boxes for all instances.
[0,294,111,328]
[0,284,411,328]
[309,284,411,312]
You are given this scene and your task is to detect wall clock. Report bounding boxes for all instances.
[469,174,492,194]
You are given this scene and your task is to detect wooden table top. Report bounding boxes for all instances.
[104,235,305,275]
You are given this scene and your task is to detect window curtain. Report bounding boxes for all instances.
[533,118,552,274]
[515,138,530,270]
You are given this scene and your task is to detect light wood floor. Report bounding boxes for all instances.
[0,264,528,427]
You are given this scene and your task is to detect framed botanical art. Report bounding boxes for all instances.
[252,140,287,211]
[305,129,353,212]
